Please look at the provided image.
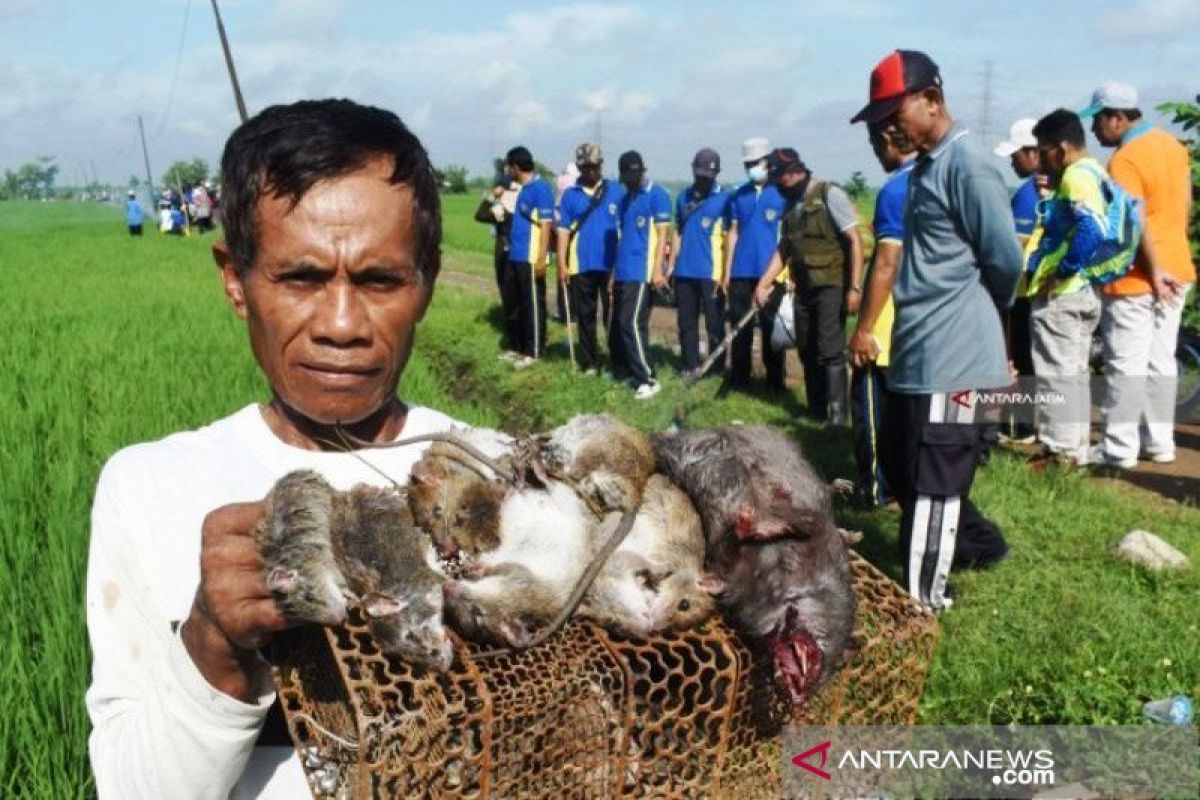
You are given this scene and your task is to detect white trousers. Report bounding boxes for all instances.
[1098,286,1192,461]
[1030,286,1100,463]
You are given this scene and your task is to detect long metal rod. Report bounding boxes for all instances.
[209,0,248,123]
[136,115,156,201]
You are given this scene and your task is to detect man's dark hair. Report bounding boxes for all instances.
[219,99,441,283]
[505,146,535,173]
[1033,109,1086,149]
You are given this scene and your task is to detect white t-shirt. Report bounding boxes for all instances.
[85,403,461,799]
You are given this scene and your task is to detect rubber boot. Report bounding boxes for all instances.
[825,363,850,427]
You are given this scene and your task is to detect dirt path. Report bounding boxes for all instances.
[440,265,1198,505]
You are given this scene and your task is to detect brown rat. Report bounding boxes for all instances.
[253,470,349,626]
[652,426,855,705]
[441,480,596,647]
[538,414,657,513]
[331,484,454,670]
[580,475,718,636]
[408,456,508,560]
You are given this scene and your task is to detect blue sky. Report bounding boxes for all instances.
[2,0,1198,188]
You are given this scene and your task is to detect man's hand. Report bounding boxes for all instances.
[753,281,772,309]
[652,269,669,290]
[846,287,862,315]
[533,258,547,279]
[1150,270,1185,307]
[848,328,880,369]
[182,501,287,702]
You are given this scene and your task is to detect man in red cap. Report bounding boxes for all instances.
[851,50,1022,612]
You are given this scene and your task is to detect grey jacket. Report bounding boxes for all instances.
[890,124,1022,394]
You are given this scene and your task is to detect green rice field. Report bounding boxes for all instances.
[1,198,1197,797]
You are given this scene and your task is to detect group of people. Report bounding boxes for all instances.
[83,47,1193,798]
[123,182,219,237]
[475,51,1194,614]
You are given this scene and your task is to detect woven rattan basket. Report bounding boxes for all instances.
[270,551,937,799]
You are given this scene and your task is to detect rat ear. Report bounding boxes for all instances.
[769,482,793,502]
[697,572,726,595]
[265,567,297,593]
[364,592,407,617]
[409,460,441,487]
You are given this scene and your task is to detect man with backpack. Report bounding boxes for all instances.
[754,149,864,423]
[1023,109,1122,466]
[556,143,620,375]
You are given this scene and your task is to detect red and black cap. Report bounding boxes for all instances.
[850,49,942,124]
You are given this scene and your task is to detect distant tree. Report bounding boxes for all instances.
[162,158,209,190]
[436,164,470,194]
[534,161,556,185]
[1156,95,1200,259]
[0,160,59,200]
[128,175,141,190]
[845,170,870,200]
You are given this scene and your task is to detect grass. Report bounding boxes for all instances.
[2,199,1197,797]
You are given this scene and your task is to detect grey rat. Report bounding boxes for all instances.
[652,426,855,705]
[254,470,349,627]
[330,484,454,671]
[580,475,718,637]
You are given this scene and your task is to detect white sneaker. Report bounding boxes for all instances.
[1086,444,1137,470]
[581,367,598,377]
[497,350,520,363]
[1144,450,1176,464]
[634,381,661,400]
[512,355,536,370]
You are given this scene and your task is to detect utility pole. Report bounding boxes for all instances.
[209,0,248,123]
[137,115,157,201]
[979,59,994,150]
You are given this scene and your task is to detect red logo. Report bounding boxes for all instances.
[950,390,973,409]
[791,740,833,780]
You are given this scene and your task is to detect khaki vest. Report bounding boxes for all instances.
[783,182,847,289]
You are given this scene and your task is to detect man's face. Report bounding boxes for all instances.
[578,162,602,188]
[1090,110,1123,147]
[217,159,431,426]
[621,168,644,191]
[776,169,807,190]
[869,124,905,171]
[882,88,940,152]
[1010,146,1040,178]
[1037,140,1066,180]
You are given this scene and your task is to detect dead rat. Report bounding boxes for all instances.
[442,480,598,648]
[254,470,349,627]
[538,414,657,513]
[580,475,718,637]
[330,484,454,670]
[408,456,509,560]
[652,426,856,706]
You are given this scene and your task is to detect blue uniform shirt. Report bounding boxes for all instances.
[509,176,555,264]
[1011,176,1039,238]
[874,160,915,243]
[557,180,621,274]
[673,184,730,281]
[727,182,785,279]
[124,199,144,226]
[615,181,672,283]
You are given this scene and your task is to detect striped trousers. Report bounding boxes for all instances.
[611,281,655,386]
[882,390,1008,612]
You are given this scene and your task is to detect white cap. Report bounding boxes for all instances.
[993,118,1038,157]
[1080,81,1138,118]
[741,136,771,163]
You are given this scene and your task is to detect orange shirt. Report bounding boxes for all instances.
[1104,126,1195,296]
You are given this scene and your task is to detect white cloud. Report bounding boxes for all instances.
[1094,0,1200,40]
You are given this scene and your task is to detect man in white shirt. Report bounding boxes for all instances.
[85,99,459,798]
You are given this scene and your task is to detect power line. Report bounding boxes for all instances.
[152,0,192,140]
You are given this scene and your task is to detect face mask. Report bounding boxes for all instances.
[693,175,715,194]
[747,164,768,183]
